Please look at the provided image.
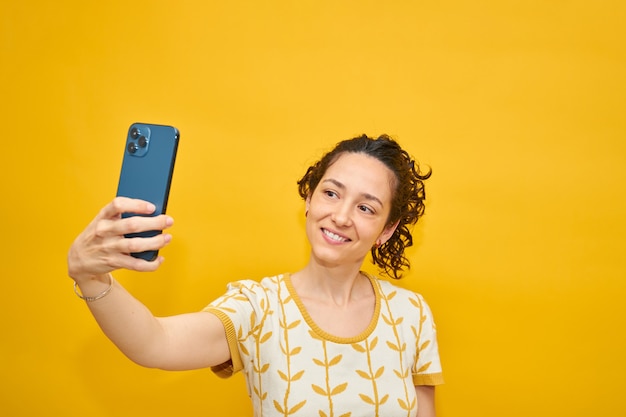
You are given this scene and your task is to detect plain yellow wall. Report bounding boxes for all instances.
[1,1,624,416]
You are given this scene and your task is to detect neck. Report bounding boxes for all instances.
[292,259,370,307]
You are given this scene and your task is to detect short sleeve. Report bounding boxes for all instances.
[203,279,268,378]
[411,293,444,386]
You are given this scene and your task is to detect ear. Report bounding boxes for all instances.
[377,219,400,245]
[305,196,311,212]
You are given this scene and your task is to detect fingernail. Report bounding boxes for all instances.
[165,216,174,226]
[163,234,172,244]
[147,203,156,212]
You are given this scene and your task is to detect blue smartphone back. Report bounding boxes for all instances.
[116,122,179,261]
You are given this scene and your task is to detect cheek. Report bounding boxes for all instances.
[306,206,324,223]
[307,194,328,215]
[304,215,320,244]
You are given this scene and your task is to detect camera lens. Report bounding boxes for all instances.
[138,136,147,148]
[127,142,138,154]
[130,127,140,139]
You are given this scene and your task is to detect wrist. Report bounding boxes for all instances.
[69,270,110,286]
[73,274,114,302]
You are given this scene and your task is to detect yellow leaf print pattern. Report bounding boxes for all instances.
[351,336,388,415]
[309,330,350,417]
[237,293,274,416]
[381,289,416,416]
[273,282,307,416]
[209,291,249,314]
[206,275,442,416]
[410,295,432,376]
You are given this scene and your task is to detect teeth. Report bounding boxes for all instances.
[323,229,348,242]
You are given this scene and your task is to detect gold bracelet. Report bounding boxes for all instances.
[74,274,113,302]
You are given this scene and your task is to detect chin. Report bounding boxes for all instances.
[311,248,365,269]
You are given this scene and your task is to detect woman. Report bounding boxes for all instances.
[68,134,443,417]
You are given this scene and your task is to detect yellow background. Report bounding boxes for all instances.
[1,1,624,416]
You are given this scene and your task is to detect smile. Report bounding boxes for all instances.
[322,228,351,243]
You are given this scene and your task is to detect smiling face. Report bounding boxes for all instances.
[305,152,399,270]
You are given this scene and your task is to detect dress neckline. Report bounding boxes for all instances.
[283,272,382,344]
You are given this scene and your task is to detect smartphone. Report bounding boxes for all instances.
[116,122,180,261]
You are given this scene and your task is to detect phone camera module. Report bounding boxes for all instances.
[127,142,138,154]
[127,125,150,157]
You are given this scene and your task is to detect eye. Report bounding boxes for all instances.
[324,190,338,198]
[358,205,374,214]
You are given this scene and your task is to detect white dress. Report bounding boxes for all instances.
[204,273,443,417]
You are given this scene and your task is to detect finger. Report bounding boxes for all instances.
[133,256,166,272]
[115,254,166,273]
[117,233,173,256]
[107,214,174,237]
[99,197,156,219]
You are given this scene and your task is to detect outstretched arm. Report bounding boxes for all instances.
[68,197,230,370]
[415,385,436,417]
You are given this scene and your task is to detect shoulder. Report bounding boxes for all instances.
[204,274,290,332]
[225,274,284,293]
[367,273,436,319]
[369,274,427,303]
[207,274,287,308]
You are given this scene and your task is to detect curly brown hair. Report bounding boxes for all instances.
[297,134,431,279]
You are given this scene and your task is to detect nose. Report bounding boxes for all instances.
[331,201,353,227]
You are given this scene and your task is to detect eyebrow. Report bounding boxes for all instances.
[321,178,384,207]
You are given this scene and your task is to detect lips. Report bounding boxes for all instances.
[322,228,351,243]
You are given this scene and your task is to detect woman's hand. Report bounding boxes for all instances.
[68,197,174,284]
